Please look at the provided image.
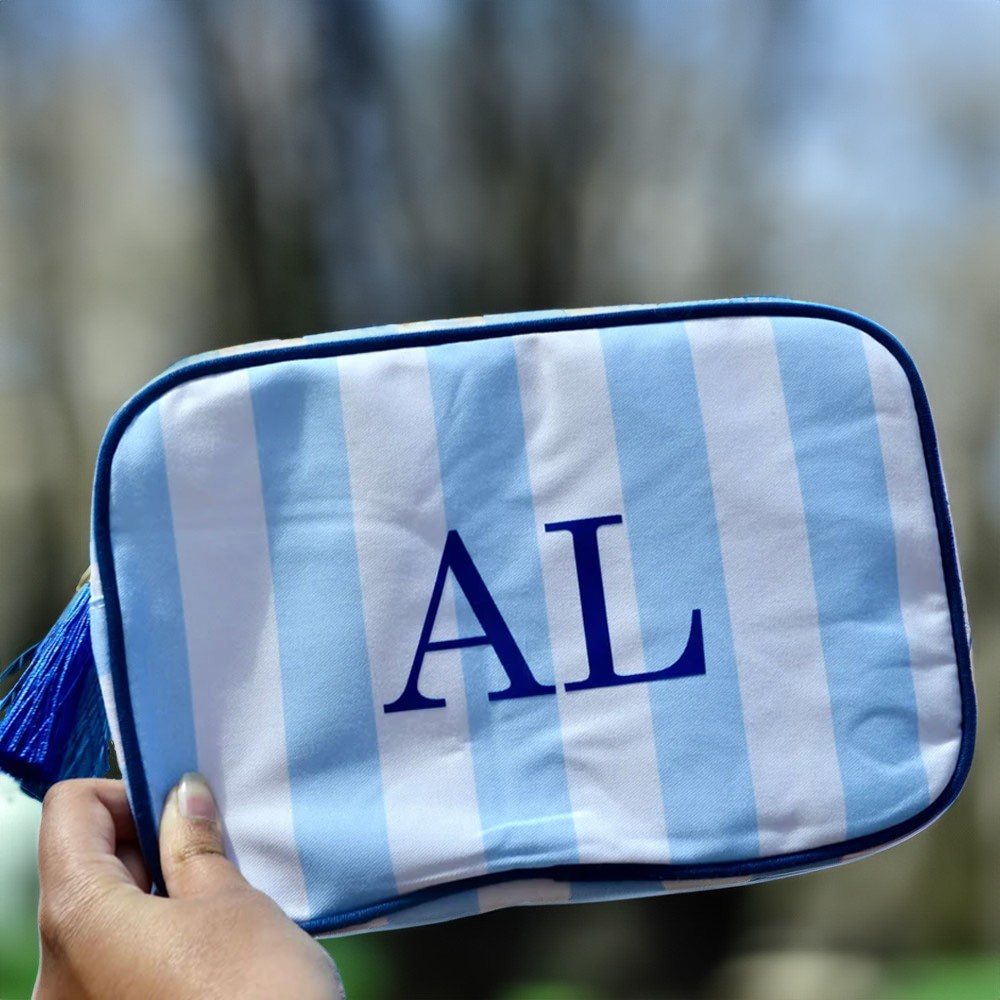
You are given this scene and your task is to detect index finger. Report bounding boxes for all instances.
[38,779,151,902]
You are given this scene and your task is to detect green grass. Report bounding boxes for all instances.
[2,939,997,1000]
[877,955,1000,1000]
[0,925,39,1000]
[321,936,397,999]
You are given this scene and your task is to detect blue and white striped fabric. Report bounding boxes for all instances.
[89,300,974,935]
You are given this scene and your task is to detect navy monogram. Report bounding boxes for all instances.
[383,514,704,713]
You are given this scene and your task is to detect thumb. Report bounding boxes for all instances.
[159,772,249,899]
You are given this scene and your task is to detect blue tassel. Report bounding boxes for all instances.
[0,583,111,801]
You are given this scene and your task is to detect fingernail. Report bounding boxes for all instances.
[177,772,218,822]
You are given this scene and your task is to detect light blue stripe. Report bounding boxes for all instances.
[773,317,929,835]
[425,338,579,873]
[600,323,760,863]
[249,360,397,915]
[569,879,664,903]
[110,401,197,828]
[384,888,482,929]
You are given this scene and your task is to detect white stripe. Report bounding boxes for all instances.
[160,371,310,919]
[96,669,128,786]
[338,347,487,892]
[88,559,128,800]
[514,329,671,864]
[320,916,391,938]
[687,316,847,853]
[862,337,962,798]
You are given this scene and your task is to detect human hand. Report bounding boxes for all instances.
[33,775,343,999]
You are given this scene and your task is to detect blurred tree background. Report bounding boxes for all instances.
[1,1,998,998]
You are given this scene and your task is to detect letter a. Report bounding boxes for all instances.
[383,530,555,713]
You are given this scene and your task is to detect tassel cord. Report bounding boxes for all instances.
[0,582,110,799]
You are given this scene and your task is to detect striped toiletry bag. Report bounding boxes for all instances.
[3,298,975,935]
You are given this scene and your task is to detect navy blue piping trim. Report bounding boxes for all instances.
[91,297,975,923]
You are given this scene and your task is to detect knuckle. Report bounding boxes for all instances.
[37,881,93,958]
[36,897,62,954]
[39,779,74,817]
[42,777,94,806]
[39,779,100,829]
[169,832,226,871]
